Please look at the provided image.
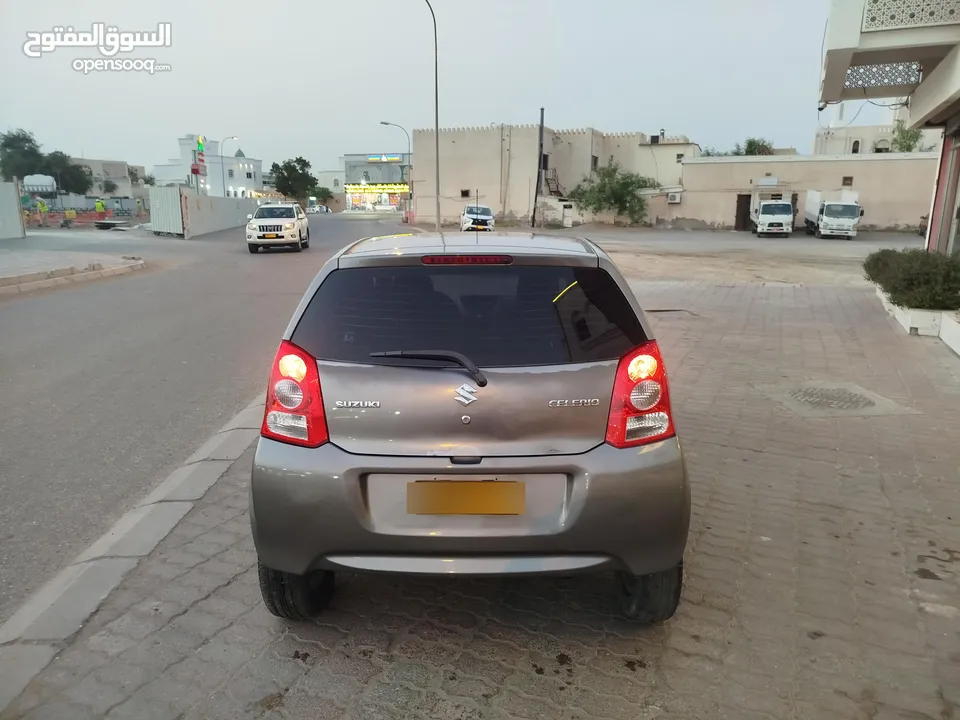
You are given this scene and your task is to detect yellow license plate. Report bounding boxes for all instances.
[264,233,277,238]
[406,481,525,515]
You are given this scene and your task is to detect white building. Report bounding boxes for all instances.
[813,101,942,155]
[150,134,264,198]
[314,168,345,192]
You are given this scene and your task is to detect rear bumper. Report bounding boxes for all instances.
[250,437,691,577]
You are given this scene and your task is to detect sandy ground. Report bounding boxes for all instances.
[606,249,869,285]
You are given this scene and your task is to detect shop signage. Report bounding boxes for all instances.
[344,183,409,194]
[366,154,402,163]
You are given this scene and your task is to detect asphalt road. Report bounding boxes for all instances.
[0,214,400,623]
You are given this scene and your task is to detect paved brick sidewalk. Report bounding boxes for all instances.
[3,280,960,719]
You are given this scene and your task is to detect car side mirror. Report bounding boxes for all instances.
[859,209,864,217]
[246,214,253,220]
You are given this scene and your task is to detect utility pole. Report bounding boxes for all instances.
[425,0,441,232]
[531,107,545,228]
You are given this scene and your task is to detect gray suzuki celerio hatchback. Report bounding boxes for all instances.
[250,232,690,623]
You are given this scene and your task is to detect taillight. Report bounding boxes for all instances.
[261,340,328,448]
[605,341,675,449]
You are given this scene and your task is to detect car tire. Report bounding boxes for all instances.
[815,227,822,239]
[258,562,335,620]
[293,232,304,252]
[303,228,310,248]
[248,244,259,254]
[615,561,682,624]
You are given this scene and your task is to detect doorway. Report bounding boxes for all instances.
[734,194,751,231]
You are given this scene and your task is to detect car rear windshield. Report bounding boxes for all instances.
[291,265,647,367]
[466,206,493,217]
[254,207,295,219]
[760,203,792,215]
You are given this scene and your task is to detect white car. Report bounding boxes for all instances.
[246,203,310,253]
[460,204,495,231]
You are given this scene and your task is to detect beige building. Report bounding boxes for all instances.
[820,0,960,254]
[70,157,148,198]
[643,153,938,231]
[410,124,699,224]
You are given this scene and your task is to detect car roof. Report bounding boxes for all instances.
[339,231,599,264]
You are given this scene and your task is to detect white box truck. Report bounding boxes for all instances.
[803,190,863,239]
[749,193,795,237]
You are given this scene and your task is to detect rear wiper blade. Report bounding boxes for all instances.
[369,349,488,387]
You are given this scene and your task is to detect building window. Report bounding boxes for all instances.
[851,140,860,154]
[333,179,339,187]
[842,176,854,187]
[591,155,599,172]
[363,171,370,181]
[246,172,252,179]
[676,153,684,163]
[460,189,470,198]
[874,140,891,153]
[541,154,549,170]
[228,169,234,178]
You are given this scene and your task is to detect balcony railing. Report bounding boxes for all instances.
[862,0,960,32]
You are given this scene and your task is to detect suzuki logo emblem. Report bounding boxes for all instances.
[454,383,478,406]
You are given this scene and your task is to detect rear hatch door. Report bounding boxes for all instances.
[290,262,648,457]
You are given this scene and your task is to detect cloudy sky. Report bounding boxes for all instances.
[0,0,892,173]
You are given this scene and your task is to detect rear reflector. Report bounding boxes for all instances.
[421,255,513,265]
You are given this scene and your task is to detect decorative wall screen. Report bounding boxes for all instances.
[862,0,960,31]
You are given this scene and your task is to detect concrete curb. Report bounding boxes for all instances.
[0,258,146,296]
[0,392,265,711]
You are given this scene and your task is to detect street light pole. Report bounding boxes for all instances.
[424,0,441,232]
[220,135,238,197]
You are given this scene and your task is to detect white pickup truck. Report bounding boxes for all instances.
[750,199,794,237]
[803,190,863,239]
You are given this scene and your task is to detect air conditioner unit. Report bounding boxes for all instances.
[667,192,682,204]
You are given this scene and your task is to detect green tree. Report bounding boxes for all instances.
[890,118,931,152]
[43,151,92,195]
[143,174,156,186]
[732,137,774,156]
[700,147,730,157]
[102,179,118,194]
[313,186,334,205]
[0,129,45,181]
[59,164,93,195]
[567,160,659,225]
[270,157,317,206]
[128,166,140,185]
